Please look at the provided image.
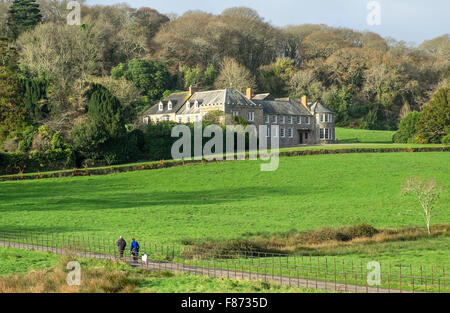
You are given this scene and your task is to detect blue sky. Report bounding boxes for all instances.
[87,0,449,45]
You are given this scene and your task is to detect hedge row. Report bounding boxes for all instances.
[0,150,74,176]
[0,146,448,182]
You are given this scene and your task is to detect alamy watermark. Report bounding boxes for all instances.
[367,1,381,26]
[171,123,279,172]
[67,1,81,26]
[66,261,81,286]
[367,261,381,286]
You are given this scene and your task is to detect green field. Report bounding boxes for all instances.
[1,151,449,292]
[0,247,317,293]
[0,247,59,276]
[1,152,448,244]
[335,127,395,143]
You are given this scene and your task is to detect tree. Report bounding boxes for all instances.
[72,84,128,163]
[180,64,217,89]
[393,111,421,143]
[0,37,27,142]
[17,23,100,110]
[401,177,443,235]
[111,58,173,101]
[7,0,42,40]
[419,34,450,60]
[214,57,256,92]
[415,86,450,143]
[257,58,296,97]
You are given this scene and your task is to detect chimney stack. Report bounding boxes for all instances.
[246,88,253,100]
[188,85,195,97]
[301,95,308,107]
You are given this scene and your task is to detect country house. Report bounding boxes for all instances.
[142,87,335,147]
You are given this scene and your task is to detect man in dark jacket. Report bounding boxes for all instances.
[117,236,126,258]
[130,238,140,262]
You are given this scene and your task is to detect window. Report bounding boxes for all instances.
[247,112,255,122]
[325,128,330,140]
[305,132,308,140]
[195,115,199,122]
[297,116,302,124]
[162,116,169,121]
[329,114,333,123]
[194,100,199,109]
[320,128,324,139]
[143,117,149,125]
[158,103,163,111]
[232,111,239,117]
[273,127,278,137]
[280,128,285,138]
[306,116,311,124]
[280,116,285,124]
[186,102,191,110]
[168,101,172,111]
[288,128,293,138]
[266,126,270,138]
[265,115,270,124]
[288,116,293,124]
[177,117,182,123]
[156,118,160,123]
[273,116,277,124]
[186,116,190,123]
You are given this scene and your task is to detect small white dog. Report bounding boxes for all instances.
[141,254,148,265]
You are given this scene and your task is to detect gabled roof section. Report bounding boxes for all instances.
[142,92,190,115]
[253,99,312,116]
[308,102,334,114]
[179,88,259,114]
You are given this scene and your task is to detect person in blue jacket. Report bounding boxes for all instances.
[130,238,140,261]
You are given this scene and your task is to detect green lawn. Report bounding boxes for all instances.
[0,247,318,293]
[335,127,395,143]
[0,247,59,276]
[1,152,448,245]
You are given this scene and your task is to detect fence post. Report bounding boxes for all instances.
[388,263,391,293]
[334,258,337,292]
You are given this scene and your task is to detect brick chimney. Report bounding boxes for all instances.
[246,88,253,100]
[188,85,196,97]
[301,95,308,107]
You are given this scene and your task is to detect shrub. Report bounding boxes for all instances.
[393,112,421,143]
[442,134,450,145]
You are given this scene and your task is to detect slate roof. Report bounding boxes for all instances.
[308,102,334,114]
[142,92,190,115]
[179,88,260,114]
[253,99,313,116]
[252,93,273,100]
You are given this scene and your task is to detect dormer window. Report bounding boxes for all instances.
[158,102,163,111]
[186,101,191,110]
[194,100,199,109]
[168,101,172,111]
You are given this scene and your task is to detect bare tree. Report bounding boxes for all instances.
[214,57,256,93]
[401,177,443,234]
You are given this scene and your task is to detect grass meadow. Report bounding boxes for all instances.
[1,152,449,247]
[0,151,449,290]
[335,127,395,143]
[0,247,317,293]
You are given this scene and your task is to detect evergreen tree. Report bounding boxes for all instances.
[7,0,42,40]
[0,37,26,142]
[416,87,450,144]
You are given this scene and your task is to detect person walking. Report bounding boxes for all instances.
[130,238,140,262]
[116,236,126,258]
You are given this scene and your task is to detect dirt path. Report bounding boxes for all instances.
[0,241,410,293]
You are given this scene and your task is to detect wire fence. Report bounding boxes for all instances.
[0,231,448,293]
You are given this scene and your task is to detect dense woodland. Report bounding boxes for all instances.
[0,0,449,172]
